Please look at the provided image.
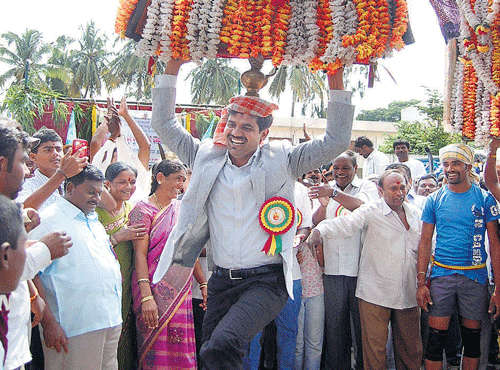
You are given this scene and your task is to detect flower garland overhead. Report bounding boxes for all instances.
[116,0,409,74]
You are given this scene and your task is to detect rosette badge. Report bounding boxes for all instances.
[259,197,295,256]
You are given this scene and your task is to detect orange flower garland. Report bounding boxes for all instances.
[309,0,334,73]
[388,0,408,50]
[115,0,139,37]
[271,0,291,66]
[490,9,500,136]
[462,59,477,140]
[170,0,194,60]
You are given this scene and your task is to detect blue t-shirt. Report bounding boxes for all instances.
[422,184,500,284]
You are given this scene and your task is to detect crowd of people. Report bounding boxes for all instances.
[1,59,500,370]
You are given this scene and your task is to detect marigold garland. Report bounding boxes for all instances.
[115,0,139,37]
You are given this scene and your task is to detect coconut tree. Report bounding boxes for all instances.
[104,38,162,100]
[267,65,327,117]
[0,29,50,88]
[185,59,240,105]
[46,35,78,97]
[70,21,108,98]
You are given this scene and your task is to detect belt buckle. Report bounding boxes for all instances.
[228,269,242,280]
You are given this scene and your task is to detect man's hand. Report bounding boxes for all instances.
[114,224,148,244]
[163,58,186,76]
[306,229,323,254]
[489,290,500,319]
[23,208,40,232]
[118,96,130,118]
[309,184,334,200]
[489,137,500,154]
[59,149,88,178]
[328,66,344,90]
[31,294,46,327]
[416,285,433,312]
[105,97,121,139]
[39,231,72,260]
[42,319,69,353]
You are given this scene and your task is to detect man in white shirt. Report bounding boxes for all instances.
[308,170,423,369]
[309,150,378,370]
[354,136,389,179]
[387,163,427,210]
[150,60,354,369]
[18,128,87,212]
[393,139,427,181]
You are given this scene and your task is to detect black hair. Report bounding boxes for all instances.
[335,150,357,167]
[386,162,412,181]
[64,165,104,191]
[227,109,273,132]
[31,128,62,153]
[150,159,185,195]
[378,169,407,189]
[105,162,137,182]
[418,174,438,186]
[393,139,410,150]
[0,119,28,172]
[0,194,23,250]
[354,136,373,148]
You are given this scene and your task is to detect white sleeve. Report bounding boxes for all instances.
[155,74,177,88]
[20,242,51,281]
[316,203,370,239]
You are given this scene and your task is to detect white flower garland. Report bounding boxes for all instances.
[205,0,225,59]
[157,0,175,61]
[282,0,308,65]
[451,60,464,133]
[136,0,163,57]
[186,0,204,62]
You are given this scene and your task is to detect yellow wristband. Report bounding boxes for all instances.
[141,295,154,304]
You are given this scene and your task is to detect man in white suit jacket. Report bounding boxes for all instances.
[151,60,354,369]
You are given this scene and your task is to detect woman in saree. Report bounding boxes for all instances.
[96,162,148,370]
[129,159,207,370]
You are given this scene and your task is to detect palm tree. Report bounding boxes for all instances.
[185,59,240,105]
[0,29,50,88]
[70,21,108,98]
[46,35,79,97]
[104,38,162,100]
[268,65,327,117]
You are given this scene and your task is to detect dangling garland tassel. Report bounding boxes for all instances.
[259,197,295,256]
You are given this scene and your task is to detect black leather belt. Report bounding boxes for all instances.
[213,264,283,280]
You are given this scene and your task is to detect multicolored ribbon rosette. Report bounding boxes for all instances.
[296,209,302,230]
[259,197,295,256]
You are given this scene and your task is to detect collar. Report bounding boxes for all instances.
[380,199,418,224]
[225,146,261,168]
[332,176,362,190]
[366,149,378,160]
[34,169,50,181]
[57,197,98,221]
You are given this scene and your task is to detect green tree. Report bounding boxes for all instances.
[185,59,240,105]
[268,65,326,117]
[356,99,420,122]
[46,35,78,97]
[104,38,163,100]
[417,87,443,126]
[0,29,50,88]
[70,21,108,98]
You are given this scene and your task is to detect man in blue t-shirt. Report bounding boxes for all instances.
[416,143,500,370]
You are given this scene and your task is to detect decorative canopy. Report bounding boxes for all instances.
[115,0,410,74]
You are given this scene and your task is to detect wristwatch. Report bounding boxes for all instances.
[329,189,339,198]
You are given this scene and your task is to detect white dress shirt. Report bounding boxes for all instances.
[28,197,122,338]
[363,149,389,178]
[321,178,379,276]
[18,169,62,212]
[6,242,51,370]
[400,158,427,181]
[316,199,422,309]
[292,182,313,280]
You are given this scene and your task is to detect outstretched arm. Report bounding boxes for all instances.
[151,59,200,168]
[485,138,500,201]
[416,222,435,312]
[119,96,151,170]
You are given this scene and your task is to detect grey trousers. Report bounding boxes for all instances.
[323,275,363,370]
[200,271,288,370]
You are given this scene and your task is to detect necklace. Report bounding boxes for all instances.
[153,192,164,210]
[109,202,125,218]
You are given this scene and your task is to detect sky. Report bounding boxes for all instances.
[0,0,447,116]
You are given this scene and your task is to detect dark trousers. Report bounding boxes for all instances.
[200,270,289,370]
[323,275,363,370]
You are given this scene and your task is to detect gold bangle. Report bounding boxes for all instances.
[416,271,426,277]
[199,282,208,289]
[141,295,154,304]
[137,279,150,284]
[110,235,117,246]
[30,292,38,302]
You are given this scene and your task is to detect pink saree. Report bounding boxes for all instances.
[129,200,197,370]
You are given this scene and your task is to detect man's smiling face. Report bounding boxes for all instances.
[223,112,268,167]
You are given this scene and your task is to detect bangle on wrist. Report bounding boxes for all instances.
[56,168,68,181]
[30,292,38,301]
[141,295,154,304]
[137,279,150,284]
[417,271,426,277]
[199,282,208,289]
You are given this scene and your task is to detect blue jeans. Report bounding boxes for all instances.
[294,294,324,370]
[244,279,302,370]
